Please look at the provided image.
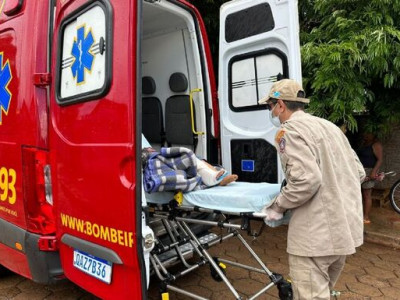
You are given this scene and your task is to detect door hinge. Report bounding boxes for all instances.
[33,73,52,87]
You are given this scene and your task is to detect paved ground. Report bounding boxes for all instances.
[147,224,400,299]
[0,275,96,300]
[364,207,400,249]
[0,208,399,299]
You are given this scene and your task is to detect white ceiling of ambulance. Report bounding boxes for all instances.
[142,2,188,37]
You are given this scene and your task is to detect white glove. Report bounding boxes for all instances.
[263,207,283,222]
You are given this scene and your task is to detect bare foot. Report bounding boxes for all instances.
[216,170,225,180]
[219,174,238,186]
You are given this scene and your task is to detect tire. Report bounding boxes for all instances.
[0,265,11,277]
[390,179,400,214]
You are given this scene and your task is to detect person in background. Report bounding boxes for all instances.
[259,79,365,300]
[357,132,383,224]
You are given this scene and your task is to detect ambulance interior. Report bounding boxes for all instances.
[139,2,291,299]
[141,0,215,284]
[141,1,209,158]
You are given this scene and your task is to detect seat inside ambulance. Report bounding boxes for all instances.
[165,72,196,149]
[141,1,208,157]
[142,76,164,150]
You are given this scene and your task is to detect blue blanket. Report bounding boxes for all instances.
[143,147,202,193]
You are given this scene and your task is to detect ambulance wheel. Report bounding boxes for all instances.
[0,265,11,277]
[210,257,226,282]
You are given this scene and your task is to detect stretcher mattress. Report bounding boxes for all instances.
[145,182,279,211]
[145,181,291,226]
[186,182,280,212]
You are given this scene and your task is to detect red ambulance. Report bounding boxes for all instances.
[0,0,301,298]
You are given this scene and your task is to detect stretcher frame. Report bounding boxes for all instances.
[148,200,292,300]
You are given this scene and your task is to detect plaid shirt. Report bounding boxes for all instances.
[143,147,202,193]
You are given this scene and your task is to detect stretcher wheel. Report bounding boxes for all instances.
[277,279,293,300]
[210,257,226,282]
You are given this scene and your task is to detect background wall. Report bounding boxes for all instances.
[378,126,400,189]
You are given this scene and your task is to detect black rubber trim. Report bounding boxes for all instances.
[4,0,24,16]
[25,233,63,284]
[0,218,26,252]
[61,234,123,264]
[228,48,289,113]
[0,219,62,284]
[136,0,148,298]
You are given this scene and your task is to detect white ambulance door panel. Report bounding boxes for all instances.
[218,0,302,183]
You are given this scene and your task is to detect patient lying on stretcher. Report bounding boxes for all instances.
[141,135,238,193]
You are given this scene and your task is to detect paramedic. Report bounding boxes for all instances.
[357,132,383,224]
[259,79,365,300]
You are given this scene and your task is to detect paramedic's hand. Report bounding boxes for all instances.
[263,207,283,221]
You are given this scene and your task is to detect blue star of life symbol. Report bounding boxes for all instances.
[273,91,281,98]
[0,53,12,125]
[71,26,94,84]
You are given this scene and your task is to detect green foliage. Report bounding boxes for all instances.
[187,0,229,72]
[300,0,400,136]
[188,0,400,137]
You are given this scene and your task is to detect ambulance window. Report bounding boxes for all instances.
[229,50,288,112]
[225,3,274,43]
[56,1,112,105]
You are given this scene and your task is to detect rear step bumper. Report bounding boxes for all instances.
[0,218,63,283]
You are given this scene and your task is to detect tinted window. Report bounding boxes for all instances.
[225,3,274,43]
[229,49,288,112]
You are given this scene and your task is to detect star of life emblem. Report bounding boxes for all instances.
[71,25,95,84]
[0,52,12,125]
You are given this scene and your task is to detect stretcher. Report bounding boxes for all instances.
[145,182,292,300]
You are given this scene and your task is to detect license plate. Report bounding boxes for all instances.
[73,250,112,284]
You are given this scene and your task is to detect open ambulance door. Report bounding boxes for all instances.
[218,0,302,184]
[50,0,147,299]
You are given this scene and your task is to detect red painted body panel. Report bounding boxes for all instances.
[0,14,26,230]
[0,0,51,277]
[1,0,219,297]
[50,1,142,298]
[50,0,219,297]
[0,242,31,279]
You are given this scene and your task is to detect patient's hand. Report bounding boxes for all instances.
[263,207,283,221]
[141,147,156,167]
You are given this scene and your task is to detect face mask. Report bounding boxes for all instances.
[269,103,281,127]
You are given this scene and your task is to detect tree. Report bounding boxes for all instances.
[190,0,400,136]
[300,0,400,136]
[187,0,228,72]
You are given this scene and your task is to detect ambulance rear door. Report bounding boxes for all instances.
[50,0,145,298]
[218,0,302,183]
